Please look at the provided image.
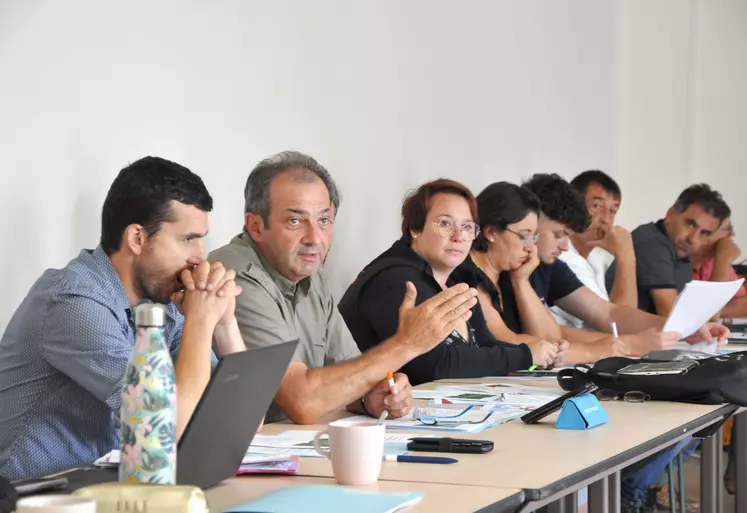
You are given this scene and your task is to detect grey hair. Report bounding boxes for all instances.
[243,151,342,223]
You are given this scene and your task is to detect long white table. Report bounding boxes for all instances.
[259,378,738,513]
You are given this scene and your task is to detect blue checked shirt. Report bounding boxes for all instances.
[0,247,186,481]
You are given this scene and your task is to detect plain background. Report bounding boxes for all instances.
[1,0,745,329]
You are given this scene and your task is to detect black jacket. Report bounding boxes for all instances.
[338,240,533,386]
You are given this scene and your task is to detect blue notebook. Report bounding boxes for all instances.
[220,485,424,513]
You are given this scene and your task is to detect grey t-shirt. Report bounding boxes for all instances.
[629,220,692,314]
[209,232,362,422]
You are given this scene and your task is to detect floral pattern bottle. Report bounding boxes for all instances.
[119,303,177,484]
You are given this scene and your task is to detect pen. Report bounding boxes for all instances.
[611,322,619,340]
[527,365,537,372]
[386,370,399,396]
[384,455,458,464]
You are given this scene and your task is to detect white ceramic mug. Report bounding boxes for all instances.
[313,419,385,485]
[16,495,96,512]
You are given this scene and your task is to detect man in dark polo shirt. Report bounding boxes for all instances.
[631,184,731,316]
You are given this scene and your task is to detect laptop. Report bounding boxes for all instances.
[57,340,298,492]
[176,340,298,488]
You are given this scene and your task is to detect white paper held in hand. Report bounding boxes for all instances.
[663,279,745,339]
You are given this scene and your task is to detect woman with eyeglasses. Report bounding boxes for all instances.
[452,182,568,365]
[339,179,541,386]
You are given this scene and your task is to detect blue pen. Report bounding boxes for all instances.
[384,455,458,464]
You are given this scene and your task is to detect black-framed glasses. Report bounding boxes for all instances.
[504,228,540,248]
[431,219,480,241]
[595,389,650,403]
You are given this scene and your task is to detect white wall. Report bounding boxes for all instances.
[0,0,744,329]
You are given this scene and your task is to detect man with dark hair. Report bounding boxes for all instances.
[631,183,731,316]
[554,170,638,328]
[693,217,747,320]
[0,157,245,481]
[521,173,727,350]
[209,151,479,425]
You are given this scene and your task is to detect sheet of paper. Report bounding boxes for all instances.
[93,450,120,467]
[343,404,508,433]
[682,341,718,354]
[663,279,745,338]
[247,431,425,458]
[412,389,454,400]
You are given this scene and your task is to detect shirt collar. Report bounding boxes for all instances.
[392,239,435,277]
[238,232,312,299]
[87,246,132,314]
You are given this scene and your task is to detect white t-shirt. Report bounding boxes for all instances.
[551,241,615,329]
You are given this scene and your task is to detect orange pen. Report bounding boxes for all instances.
[386,370,399,396]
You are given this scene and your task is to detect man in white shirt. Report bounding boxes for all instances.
[553,170,638,329]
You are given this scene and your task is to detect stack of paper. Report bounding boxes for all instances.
[237,455,299,475]
[342,404,502,433]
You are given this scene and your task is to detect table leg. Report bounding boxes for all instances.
[608,472,620,513]
[564,490,578,513]
[736,411,747,513]
[589,477,609,513]
[715,427,723,513]
[547,498,565,513]
[700,431,719,513]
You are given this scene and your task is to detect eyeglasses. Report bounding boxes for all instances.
[504,228,540,248]
[431,219,480,241]
[594,389,650,403]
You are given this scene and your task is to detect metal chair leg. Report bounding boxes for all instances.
[677,454,685,513]
[667,463,676,513]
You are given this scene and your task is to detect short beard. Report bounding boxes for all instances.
[134,260,174,305]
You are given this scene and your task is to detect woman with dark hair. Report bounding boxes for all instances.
[456,182,562,339]
[339,179,555,386]
[454,182,613,364]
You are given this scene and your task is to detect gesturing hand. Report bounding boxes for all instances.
[395,282,478,355]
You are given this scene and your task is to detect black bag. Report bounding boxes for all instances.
[557,352,747,406]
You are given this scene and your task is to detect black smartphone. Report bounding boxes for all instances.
[12,476,68,495]
[509,370,559,377]
[407,437,494,454]
[521,383,598,425]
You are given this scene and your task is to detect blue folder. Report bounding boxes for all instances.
[221,485,424,513]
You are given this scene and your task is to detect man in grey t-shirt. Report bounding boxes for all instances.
[209,151,479,424]
[630,184,731,316]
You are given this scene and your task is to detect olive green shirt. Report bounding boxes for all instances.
[208,232,361,422]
